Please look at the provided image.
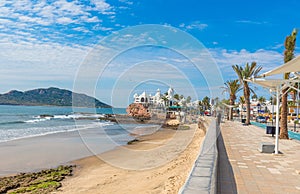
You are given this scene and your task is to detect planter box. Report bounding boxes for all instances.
[259,142,275,153]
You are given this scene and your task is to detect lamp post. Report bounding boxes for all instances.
[275,85,280,154]
[272,99,274,126]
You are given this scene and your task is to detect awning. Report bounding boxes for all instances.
[168,106,181,109]
[245,55,300,155]
[245,78,300,91]
[260,55,300,77]
[245,77,300,155]
[222,103,238,108]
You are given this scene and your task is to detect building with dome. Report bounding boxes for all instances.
[133,88,176,107]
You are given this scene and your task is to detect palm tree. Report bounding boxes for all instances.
[258,96,266,113]
[186,96,192,103]
[161,96,169,107]
[173,94,180,100]
[258,96,266,104]
[239,96,245,108]
[198,100,204,113]
[202,96,211,111]
[232,62,262,125]
[239,96,245,120]
[281,29,297,139]
[222,79,242,120]
[252,94,258,101]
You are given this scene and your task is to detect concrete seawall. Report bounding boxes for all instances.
[179,115,221,194]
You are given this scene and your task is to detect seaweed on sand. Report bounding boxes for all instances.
[0,165,75,194]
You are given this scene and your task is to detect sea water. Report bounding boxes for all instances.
[0,105,129,143]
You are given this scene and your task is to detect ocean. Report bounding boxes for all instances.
[0,105,130,143]
[0,105,167,175]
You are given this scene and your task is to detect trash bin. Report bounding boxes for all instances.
[241,119,246,124]
[266,126,280,137]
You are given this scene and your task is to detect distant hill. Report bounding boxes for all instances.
[0,87,111,108]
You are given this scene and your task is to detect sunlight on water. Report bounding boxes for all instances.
[0,105,127,142]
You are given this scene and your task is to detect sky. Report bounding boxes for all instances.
[0,0,300,107]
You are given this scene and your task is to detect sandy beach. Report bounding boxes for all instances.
[54,121,207,194]
[0,124,132,176]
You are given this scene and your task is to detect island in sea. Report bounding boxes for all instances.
[0,87,111,108]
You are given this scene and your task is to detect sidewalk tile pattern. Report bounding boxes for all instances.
[218,121,300,194]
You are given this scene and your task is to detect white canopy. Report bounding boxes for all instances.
[246,78,299,91]
[245,78,300,155]
[246,55,300,155]
[260,55,300,77]
[222,103,238,108]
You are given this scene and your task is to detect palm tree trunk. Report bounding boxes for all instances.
[292,91,296,102]
[280,88,289,139]
[244,83,251,125]
[280,29,297,139]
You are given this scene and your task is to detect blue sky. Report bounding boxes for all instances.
[0,0,299,107]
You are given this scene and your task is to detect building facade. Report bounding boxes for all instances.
[133,88,176,107]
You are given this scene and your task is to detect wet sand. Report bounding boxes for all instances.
[55,121,207,194]
[0,125,128,176]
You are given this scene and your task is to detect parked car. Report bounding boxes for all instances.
[256,116,266,123]
[204,110,211,116]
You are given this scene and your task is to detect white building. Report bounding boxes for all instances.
[166,87,175,106]
[133,88,176,107]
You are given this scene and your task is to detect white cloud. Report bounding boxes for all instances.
[92,24,113,31]
[119,0,134,5]
[35,4,55,19]
[73,27,90,33]
[91,0,113,13]
[57,17,74,24]
[209,48,283,78]
[179,21,208,31]
[236,20,267,25]
[80,15,101,23]
[0,41,90,93]
[270,43,284,50]
[17,15,33,22]
[0,18,12,24]
[13,0,33,12]
[0,0,117,44]
[53,0,86,16]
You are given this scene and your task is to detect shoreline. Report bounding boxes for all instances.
[0,114,208,193]
[55,119,207,193]
[0,113,175,177]
[0,124,130,177]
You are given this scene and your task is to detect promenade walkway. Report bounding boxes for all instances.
[218,121,300,194]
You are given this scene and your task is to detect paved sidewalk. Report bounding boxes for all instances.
[218,121,300,194]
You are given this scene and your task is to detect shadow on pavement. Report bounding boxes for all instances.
[217,131,237,194]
